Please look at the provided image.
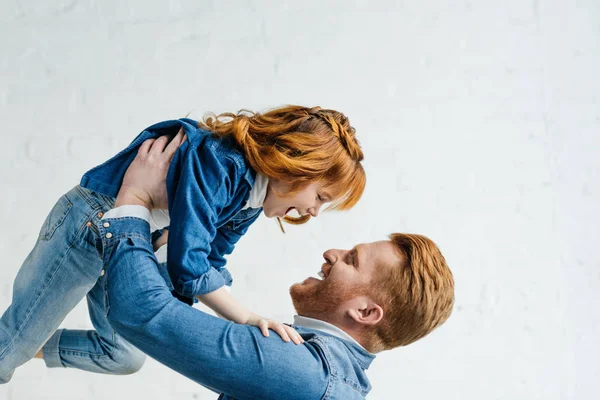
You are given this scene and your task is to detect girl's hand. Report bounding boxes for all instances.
[246,315,305,345]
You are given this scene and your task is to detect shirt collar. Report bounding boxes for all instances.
[293,315,371,353]
[243,172,268,210]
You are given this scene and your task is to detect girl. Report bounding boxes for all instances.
[0,105,365,382]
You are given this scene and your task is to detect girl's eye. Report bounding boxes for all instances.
[317,194,323,201]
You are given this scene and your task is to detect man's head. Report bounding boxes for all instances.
[289,233,454,353]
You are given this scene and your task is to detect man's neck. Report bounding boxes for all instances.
[293,315,373,353]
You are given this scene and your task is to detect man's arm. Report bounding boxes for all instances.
[99,214,327,400]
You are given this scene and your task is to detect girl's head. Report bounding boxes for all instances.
[199,105,365,224]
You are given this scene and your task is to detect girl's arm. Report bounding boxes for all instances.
[196,289,303,344]
[149,212,302,343]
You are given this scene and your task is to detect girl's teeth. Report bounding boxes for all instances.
[318,271,325,279]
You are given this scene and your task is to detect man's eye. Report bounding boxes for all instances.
[347,252,355,266]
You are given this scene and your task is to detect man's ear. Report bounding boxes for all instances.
[347,297,384,326]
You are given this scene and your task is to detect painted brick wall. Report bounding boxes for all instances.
[0,1,598,399]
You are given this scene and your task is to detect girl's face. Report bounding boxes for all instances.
[262,180,331,219]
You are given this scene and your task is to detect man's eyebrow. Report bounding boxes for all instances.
[353,248,361,270]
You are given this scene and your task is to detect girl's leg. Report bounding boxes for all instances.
[0,186,107,383]
[33,187,145,375]
[41,271,146,374]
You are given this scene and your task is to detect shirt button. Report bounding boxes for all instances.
[86,222,92,227]
[105,232,113,239]
[100,269,105,276]
[103,222,110,228]
[98,212,104,218]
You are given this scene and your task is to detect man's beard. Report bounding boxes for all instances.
[290,278,368,321]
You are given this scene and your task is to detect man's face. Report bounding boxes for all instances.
[290,240,402,320]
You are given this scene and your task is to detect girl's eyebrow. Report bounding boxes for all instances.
[322,191,334,201]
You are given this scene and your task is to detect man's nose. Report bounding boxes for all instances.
[323,248,343,264]
[323,249,335,264]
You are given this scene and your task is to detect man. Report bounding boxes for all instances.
[98,137,455,399]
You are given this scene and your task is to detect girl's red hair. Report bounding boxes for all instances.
[199,105,365,224]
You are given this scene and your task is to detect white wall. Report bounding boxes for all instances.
[1,1,598,399]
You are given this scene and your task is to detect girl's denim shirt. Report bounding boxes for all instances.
[80,118,262,300]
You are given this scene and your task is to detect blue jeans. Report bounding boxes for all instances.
[100,216,375,399]
[0,186,145,383]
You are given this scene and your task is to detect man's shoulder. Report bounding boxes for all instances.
[298,331,373,399]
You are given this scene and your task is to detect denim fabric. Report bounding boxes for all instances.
[100,216,375,400]
[80,119,261,298]
[0,187,145,383]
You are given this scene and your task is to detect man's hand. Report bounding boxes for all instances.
[115,129,186,210]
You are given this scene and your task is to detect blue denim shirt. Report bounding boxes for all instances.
[81,119,262,297]
[99,216,376,399]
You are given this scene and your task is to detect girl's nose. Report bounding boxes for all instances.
[309,205,320,217]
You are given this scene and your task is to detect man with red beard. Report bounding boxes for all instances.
[95,139,455,399]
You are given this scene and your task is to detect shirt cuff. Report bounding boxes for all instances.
[97,217,152,252]
[154,244,168,264]
[176,268,226,297]
[218,267,233,287]
[103,205,151,222]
